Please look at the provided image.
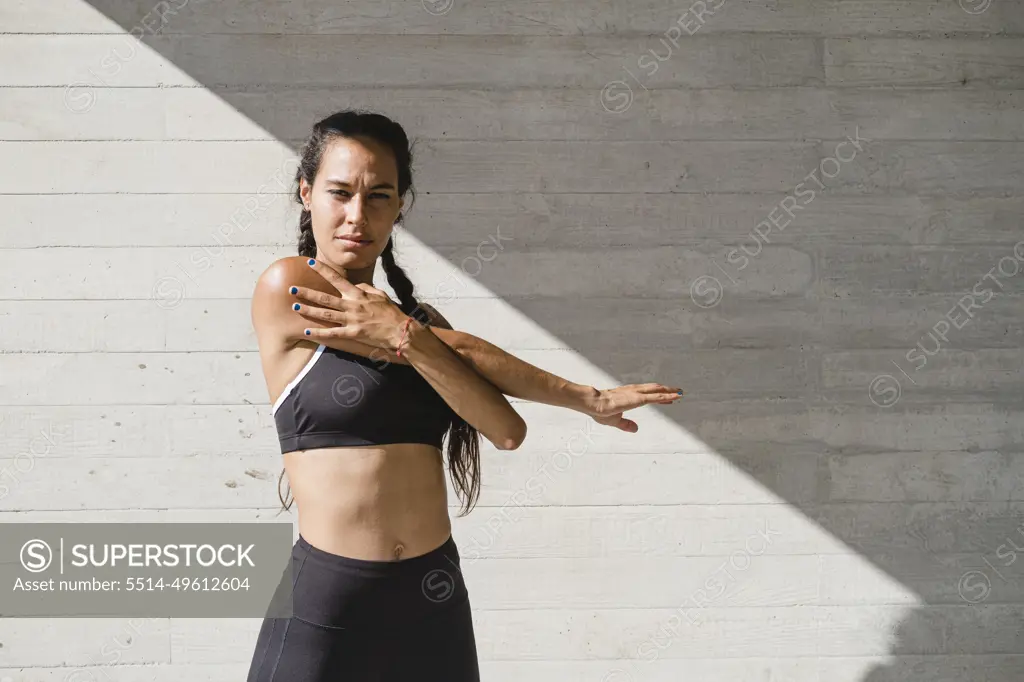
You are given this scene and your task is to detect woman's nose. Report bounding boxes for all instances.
[346,194,366,223]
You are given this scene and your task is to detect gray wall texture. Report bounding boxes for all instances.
[1,0,1023,680]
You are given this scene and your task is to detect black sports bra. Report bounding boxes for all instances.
[272,343,457,454]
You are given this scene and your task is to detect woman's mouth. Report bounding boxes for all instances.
[336,236,373,248]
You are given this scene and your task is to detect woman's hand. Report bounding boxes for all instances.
[288,258,412,351]
[583,384,684,433]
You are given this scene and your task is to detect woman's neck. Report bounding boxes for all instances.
[314,253,376,286]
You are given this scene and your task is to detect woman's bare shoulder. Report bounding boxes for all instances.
[251,256,336,349]
[255,256,316,290]
[253,256,342,302]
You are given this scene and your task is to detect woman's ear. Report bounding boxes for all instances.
[299,177,312,209]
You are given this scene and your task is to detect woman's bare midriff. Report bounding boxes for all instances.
[283,443,453,562]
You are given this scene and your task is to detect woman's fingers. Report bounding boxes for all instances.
[614,416,638,432]
[354,282,385,296]
[290,285,347,311]
[302,325,358,341]
[306,258,362,298]
[619,386,684,401]
[630,392,682,409]
[634,383,683,394]
[650,389,684,399]
[629,385,684,400]
[291,303,347,325]
[595,413,639,432]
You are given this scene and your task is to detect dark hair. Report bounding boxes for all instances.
[277,109,481,518]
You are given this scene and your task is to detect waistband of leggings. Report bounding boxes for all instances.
[294,532,459,575]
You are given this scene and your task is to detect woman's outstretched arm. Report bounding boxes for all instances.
[415,303,683,426]
[416,302,597,410]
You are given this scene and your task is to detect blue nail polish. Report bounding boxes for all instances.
[677,390,684,395]
[293,303,301,310]
[307,258,315,266]
[304,329,311,335]
[290,286,298,294]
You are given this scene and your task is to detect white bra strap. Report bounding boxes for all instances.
[271,344,327,416]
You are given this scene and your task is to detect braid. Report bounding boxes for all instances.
[297,208,315,258]
[380,232,430,325]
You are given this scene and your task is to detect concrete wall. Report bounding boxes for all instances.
[1,0,1022,679]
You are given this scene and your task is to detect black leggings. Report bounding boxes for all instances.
[246,532,480,682]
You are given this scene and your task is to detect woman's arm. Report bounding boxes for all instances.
[416,303,684,427]
[396,317,528,451]
[415,302,600,412]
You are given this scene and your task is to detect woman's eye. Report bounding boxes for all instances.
[329,190,388,199]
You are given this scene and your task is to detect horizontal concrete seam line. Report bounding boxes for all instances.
[6,138,1024,143]
[0,192,296,196]
[19,651,1024,659]
[9,499,1024,503]
[318,601,1024,607]
[1,347,575,352]
[0,402,570,407]
[1,30,1023,36]
[471,653,1024,660]
[5,83,1024,90]
[5,139,1024,143]
[471,651,1024,657]
[0,557,1009,565]
[5,85,1024,92]
[2,294,1015,301]
[1,664,176,671]
[4,345,1024,351]
[0,604,1020,612]
[0,604,1016,611]
[4,188,1001,194]
[0,243,295,249]
[0,79,1020,85]
[3,190,1022,197]
[0,245,1015,250]
[4,243,1024,250]
[4,450,1020,457]
[2,192,1023,199]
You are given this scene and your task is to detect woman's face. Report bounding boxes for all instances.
[299,135,404,269]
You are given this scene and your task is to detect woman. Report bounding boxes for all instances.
[246,110,684,681]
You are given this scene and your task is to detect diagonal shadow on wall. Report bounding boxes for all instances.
[74,1,1024,679]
